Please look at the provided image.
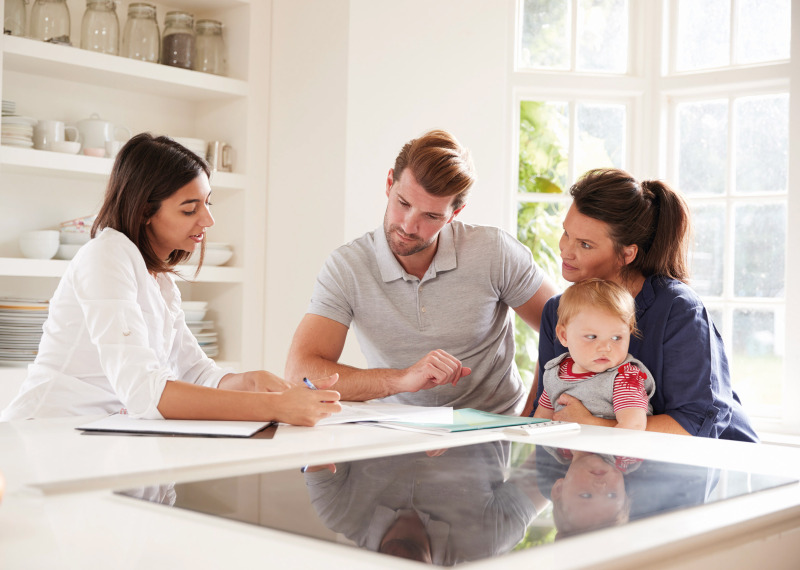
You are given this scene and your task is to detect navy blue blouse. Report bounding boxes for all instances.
[534,275,759,442]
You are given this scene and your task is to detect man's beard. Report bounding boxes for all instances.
[384,223,436,257]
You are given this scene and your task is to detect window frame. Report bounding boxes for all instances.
[510,0,799,435]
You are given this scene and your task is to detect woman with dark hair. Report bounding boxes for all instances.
[1,134,340,426]
[525,168,757,442]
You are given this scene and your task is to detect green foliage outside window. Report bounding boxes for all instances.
[515,101,569,389]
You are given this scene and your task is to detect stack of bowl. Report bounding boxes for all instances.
[19,231,59,259]
[181,301,218,358]
[57,215,96,259]
[181,242,233,266]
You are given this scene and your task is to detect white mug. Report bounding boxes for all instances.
[33,120,80,151]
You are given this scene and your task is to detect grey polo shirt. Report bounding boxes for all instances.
[307,221,544,414]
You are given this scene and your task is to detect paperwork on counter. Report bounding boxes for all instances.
[316,401,454,426]
[77,414,274,438]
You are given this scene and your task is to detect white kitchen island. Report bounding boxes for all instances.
[1,416,799,569]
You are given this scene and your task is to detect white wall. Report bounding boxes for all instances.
[265,0,515,372]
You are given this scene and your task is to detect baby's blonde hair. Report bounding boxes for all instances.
[557,278,639,338]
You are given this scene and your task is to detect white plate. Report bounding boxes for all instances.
[1,115,37,126]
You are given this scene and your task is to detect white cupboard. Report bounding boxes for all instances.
[0,0,270,401]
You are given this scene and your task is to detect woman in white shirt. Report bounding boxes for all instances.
[1,133,341,425]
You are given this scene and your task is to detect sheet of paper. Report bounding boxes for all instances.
[315,401,454,426]
[77,414,273,438]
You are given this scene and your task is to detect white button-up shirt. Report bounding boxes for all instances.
[1,229,231,421]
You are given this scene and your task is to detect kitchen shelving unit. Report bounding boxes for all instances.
[0,0,270,403]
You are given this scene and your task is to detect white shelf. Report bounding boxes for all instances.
[1,35,248,101]
[0,145,247,190]
[0,257,244,283]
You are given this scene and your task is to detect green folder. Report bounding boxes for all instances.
[381,408,551,433]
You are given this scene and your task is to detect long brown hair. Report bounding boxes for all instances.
[392,129,476,210]
[92,133,211,275]
[570,168,691,284]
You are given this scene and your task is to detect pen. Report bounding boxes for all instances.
[303,377,317,390]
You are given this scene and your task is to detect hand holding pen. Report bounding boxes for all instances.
[276,374,341,426]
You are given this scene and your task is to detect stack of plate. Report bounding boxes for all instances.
[2,100,15,116]
[181,301,219,358]
[1,115,36,148]
[0,298,49,366]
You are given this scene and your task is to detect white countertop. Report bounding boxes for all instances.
[2,416,800,569]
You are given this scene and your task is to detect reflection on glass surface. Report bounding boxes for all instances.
[734,94,789,194]
[677,100,727,195]
[676,0,730,70]
[735,0,791,64]
[576,0,628,73]
[575,103,625,175]
[733,203,785,298]
[518,0,570,70]
[116,440,797,566]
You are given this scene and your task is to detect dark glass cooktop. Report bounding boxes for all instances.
[117,439,797,566]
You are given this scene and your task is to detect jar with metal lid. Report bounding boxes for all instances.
[195,19,227,76]
[161,10,194,70]
[121,2,159,63]
[29,0,70,44]
[80,0,119,55]
[3,0,27,37]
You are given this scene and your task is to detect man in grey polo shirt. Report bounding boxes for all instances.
[285,129,557,415]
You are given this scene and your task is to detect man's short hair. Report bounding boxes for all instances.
[392,129,476,210]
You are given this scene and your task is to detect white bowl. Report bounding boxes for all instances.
[56,243,83,260]
[60,231,91,245]
[51,141,81,154]
[181,301,208,311]
[19,230,59,259]
[183,309,207,322]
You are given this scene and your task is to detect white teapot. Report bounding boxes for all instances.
[76,113,131,152]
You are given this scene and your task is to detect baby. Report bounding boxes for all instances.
[534,278,655,430]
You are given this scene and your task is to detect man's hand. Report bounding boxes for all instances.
[396,349,471,393]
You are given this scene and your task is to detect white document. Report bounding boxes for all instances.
[77,413,273,438]
[315,401,454,426]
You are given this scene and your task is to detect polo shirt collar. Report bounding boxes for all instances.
[374,223,458,283]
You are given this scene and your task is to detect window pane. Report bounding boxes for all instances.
[519,0,570,70]
[736,0,791,64]
[519,101,569,192]
[575,103,625,175]
[676,0,730,71]
[517,201,569,281]
[732,308,783,408]
[690,204,724,296]
[677,100,728,195]
[576,0,628,73]
[734,94,789,194]
[733,203,785,298]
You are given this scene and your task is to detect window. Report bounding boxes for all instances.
[512,0,795,432]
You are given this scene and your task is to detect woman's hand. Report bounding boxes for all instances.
[553,393,599,424]
[273,373,342,426]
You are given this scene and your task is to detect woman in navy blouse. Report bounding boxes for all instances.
[525,168,758,442]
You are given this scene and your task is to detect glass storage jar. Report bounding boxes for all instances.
[161,11,194,70]
[195,19,227,76]
[80,0,119,55]
[3,0,27,37]
[121,2,159,62]
[29,0,70,44]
